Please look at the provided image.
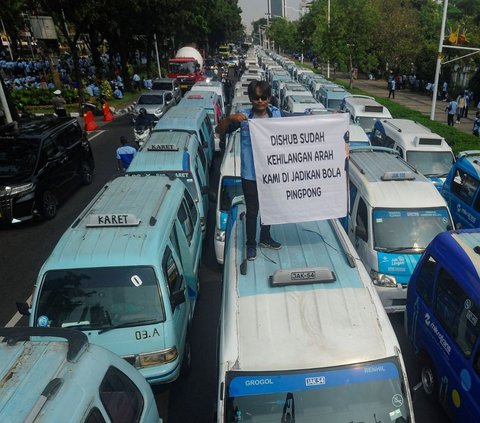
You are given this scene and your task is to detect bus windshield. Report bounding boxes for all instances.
[406,150,454,177]
[225,359,410,423]
[373,208,451,252]
[356,117,377,133]
[35,266,165,330]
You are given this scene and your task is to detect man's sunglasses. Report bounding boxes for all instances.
[251,95,269,101]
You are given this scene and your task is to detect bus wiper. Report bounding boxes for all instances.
[98,319,159,334]
[281,392,295,423]
[423,172,448,178]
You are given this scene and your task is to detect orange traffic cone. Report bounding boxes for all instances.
[102,102,113,122]
[83,111,99,131]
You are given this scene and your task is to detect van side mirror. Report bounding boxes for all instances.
[171,289,186,308]
[355,225,368,241]
[16,302,31,316]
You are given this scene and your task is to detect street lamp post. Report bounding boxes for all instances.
[327,0,331,78]
[430,0,448,120]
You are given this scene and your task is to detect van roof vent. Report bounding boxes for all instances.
[417,137,442,146]
[364,105,383,113]
[269,267,336,287]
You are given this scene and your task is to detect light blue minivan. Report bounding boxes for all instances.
[23,175,202,384]
[154,105,215,166]
[127,130,209,237]
[0,327,162,422]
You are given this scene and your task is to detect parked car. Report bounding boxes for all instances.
[133,91,175,121]
[151,78,182,104]
[0,116,95,224]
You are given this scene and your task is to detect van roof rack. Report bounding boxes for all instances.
[0,327,88,362]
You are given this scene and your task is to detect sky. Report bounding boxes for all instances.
[238,0,303,33]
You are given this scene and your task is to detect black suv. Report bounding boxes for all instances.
[0,117,95,224]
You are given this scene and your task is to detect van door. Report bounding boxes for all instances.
[54,123,83,188]
[162,247,189,358]
[37,137,72,203]
[350,196,372,270]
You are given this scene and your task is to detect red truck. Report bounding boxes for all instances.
[167,46,205,92]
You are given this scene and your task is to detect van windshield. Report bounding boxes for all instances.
[406,150,454,177]
[327,99,343,110]
[373,208,451,252]
[0,138,40,178]
[152,82,174,91]
[356,117,377,133]
[225,359,411,423]
[35,267,164,330]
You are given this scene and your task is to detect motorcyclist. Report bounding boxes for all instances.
[135,108,153,128]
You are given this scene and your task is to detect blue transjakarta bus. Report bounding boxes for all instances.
[406,229,480,422]
[217,198,415,422]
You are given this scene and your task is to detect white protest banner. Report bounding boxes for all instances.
[248,113,348,225]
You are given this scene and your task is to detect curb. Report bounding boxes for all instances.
[117,104,135,115]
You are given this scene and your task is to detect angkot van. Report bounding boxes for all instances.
[127,131,209,237]
[217,198,415,422]
[340,95,392,135]
[442,150,480,229]
[23,175,202,384]
[0,327,162,422]
[345,147,453,312]
[371,119,454,192]
[153,105,215,166]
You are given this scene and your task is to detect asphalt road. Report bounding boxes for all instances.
[0,113,451,423]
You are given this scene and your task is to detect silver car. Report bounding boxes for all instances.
[133,91,175,120]
[152,78,182,104]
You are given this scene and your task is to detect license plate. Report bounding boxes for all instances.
[180,84,188,89]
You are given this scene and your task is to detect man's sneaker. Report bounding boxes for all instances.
[259,238,282,250]
[247,246,257,261]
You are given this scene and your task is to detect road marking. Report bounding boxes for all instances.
[5,295,32,327]
[88,130,106,140]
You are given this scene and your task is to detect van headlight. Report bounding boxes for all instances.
[215,228,225,242]
[137,347,178,368]
[370,270,397,287]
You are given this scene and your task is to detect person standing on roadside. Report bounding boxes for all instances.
[473,111,480,136]
[445,98,458,127]
[52,89,67,117]
[215,80,282,261]
[116,136,137,172]
[456,93,466,124]
[388,78,396,99]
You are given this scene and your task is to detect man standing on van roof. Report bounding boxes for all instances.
[116,136,137,172]
[216,80,282,261]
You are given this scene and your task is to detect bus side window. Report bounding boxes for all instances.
[371,129,383,147]
[177,200,194,244]
[415,255,436,307]
[384,136,395,149]
[434,269,480,357]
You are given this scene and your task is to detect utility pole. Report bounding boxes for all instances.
[431,0,448,120]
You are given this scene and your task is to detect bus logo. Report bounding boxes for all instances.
[305,376,325,386]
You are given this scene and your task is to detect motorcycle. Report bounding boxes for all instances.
[133,115,156,147]
[81,95,107,116]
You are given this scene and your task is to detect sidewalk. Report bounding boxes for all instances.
[335,76,475,135]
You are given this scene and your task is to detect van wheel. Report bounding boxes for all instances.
[181,337,192,377]
[420,355,438,402]
[39,191,58,220]
[80,161,94,185]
